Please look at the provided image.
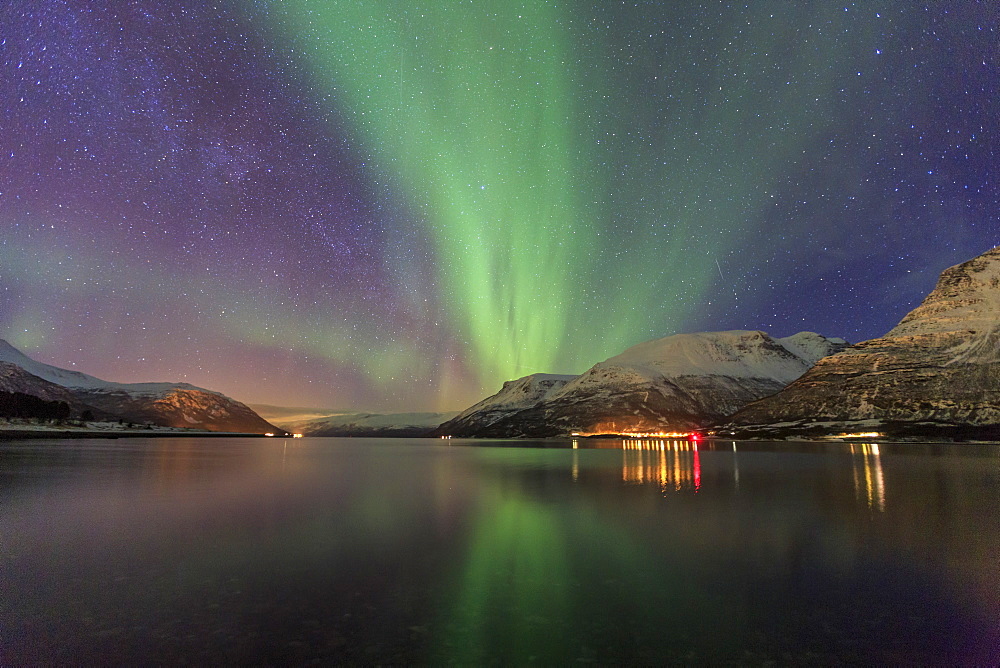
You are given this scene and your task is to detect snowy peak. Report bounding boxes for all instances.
[451,372,577,422]
[0,339,217,396]
[0,339,109,389]
[572,330,846,388]
[544,329,847,424]
[435,373,577,437]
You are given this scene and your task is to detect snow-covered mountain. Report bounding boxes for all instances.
[437,331,847,437]
[0,340,277,433]
[727,246,1000,435]
[438,373,576,436]
[279,411,459,437]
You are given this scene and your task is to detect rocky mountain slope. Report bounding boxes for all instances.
[437,331,847,437]
[727,246,1000,434]
[0,340,277,433]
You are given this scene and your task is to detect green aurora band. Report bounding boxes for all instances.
[272,2,600,388]
[268,2,877,401]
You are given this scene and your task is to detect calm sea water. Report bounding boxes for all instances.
[0,436,997,664]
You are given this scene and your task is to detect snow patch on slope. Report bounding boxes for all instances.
[778,331,849,363]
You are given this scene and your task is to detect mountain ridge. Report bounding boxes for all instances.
[437,330,847,437]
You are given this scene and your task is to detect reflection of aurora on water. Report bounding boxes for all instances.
[435,485,571,663]
[433,463,650,664]
[431,439,902,663]
[21,438,992,663]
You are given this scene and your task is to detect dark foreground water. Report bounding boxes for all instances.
[1,437,998,664]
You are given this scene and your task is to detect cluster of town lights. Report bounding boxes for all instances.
[571,430,700,439]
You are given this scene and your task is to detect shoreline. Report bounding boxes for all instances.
[0,428,270,440]
[1,427,996,445]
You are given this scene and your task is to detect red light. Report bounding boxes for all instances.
[690,432,700,440]
[693,446,701,492]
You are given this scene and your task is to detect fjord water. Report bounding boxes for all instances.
[1,438,997,664]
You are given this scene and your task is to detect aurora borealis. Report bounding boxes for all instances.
[2,2,996,411]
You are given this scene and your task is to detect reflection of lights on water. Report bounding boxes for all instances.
[850,443,886,512]
[621,439,701,493]
[570,441,580,481]
[732,441,740,490]
[693,445,700,492]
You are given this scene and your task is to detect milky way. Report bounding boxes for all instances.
[1,2,996,411]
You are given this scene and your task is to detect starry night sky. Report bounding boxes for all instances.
[2,1,997,411]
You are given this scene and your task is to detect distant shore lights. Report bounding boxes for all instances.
[572,430,700,439]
